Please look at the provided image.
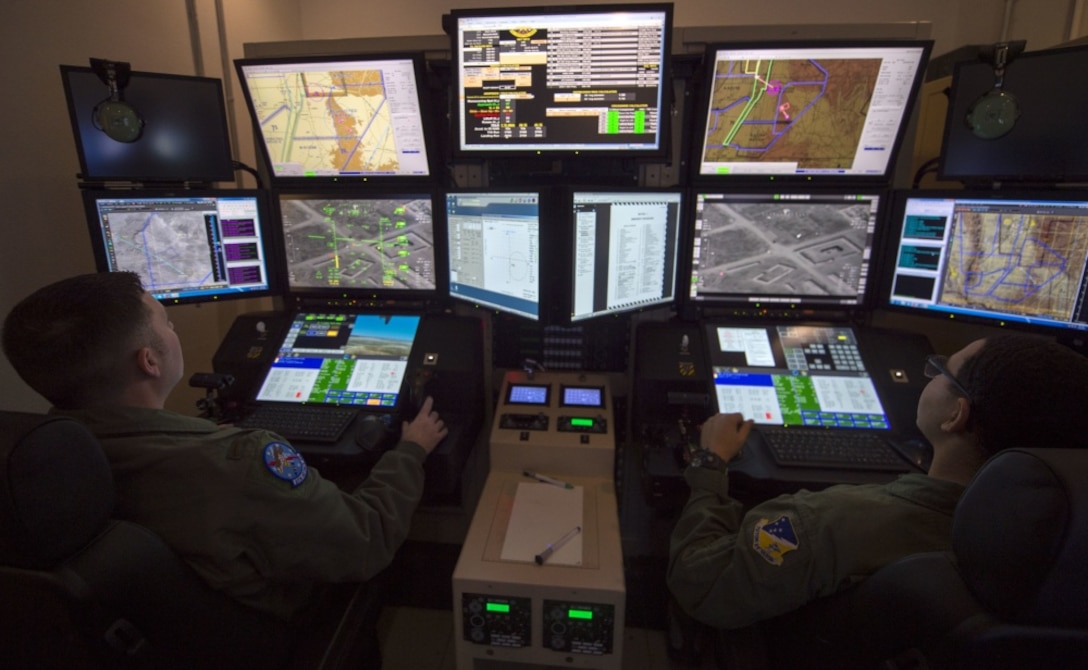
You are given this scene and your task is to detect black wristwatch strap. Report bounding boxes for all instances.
[689,449,727,472]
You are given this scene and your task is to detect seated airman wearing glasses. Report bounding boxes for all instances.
[668,333,1088,629]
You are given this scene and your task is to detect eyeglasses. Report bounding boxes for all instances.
[924,354,972,401]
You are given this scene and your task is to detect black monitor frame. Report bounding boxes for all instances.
[447,3,674,161]
[880,189,1088,338]
[233,52,440,188]
[272,188,445,311]
[688,39,932,186]
[60,65,235,184]
[81,188,277,305]
[680,188,890,320]
[937,43,1088,186]
[566,186,684,323]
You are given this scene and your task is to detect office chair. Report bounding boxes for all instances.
[0,411,388,669]
[716,447,1088,670]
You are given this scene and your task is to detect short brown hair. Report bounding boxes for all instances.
[2,272,152,408]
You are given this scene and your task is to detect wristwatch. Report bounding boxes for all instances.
[689,448,727,472]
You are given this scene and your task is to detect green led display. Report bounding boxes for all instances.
[568,609,593,620]
[486,603,510,614]
[570,417,594,428]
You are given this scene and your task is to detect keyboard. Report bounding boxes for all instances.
[758,427,911,472]
[235,405,359,443]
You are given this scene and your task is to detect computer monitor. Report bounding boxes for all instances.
[449,3,673,157]
[883,191,1088,335]
[60,65,235,183]
[938,44,1088,185]
[445,190,541,321]
[570,189,683,322]
[81,189,274,304]
[704,322,892,430]
[691,40,931,183]
[684,191,885,313]
[275,191,440,304]
[253,311,420,409]
[234,53,436,184]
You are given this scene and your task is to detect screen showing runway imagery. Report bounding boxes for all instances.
[695,42,930,179]
[236,55,432,180]
[278,194,436,292]
[688,192,882,308]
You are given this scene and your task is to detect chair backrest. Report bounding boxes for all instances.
[748,447,1088,670]
[0,411,291,669]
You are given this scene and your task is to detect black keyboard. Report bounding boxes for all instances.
[235,405,359,443]
[759,428,910,472]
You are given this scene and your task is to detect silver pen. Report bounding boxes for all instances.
[535,525,582,565]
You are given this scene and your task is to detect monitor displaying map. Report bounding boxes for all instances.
[692,40,931,182]
[276,191,439,301]
[685,191,885,311]
[234,53,435,183]
[82,189,275,304]
[883,191,1088,334]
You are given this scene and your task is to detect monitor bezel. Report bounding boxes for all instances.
[447,3,675,160]
[936,43,1088,185]
[566,185,685,324]
[80,187,278,305]
[679,187,891,319]
[233,51,440,188]
[879,188,1088,337]
[60,65,236,184]
[272,187,446,310]
[688,38,933,186]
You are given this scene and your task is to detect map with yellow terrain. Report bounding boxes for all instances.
[245,69,400,175]
[702,58,880,169]
[940,211,1088,321]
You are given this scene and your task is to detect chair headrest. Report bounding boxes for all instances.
[0,412,115,568]
[954,448,1088,628]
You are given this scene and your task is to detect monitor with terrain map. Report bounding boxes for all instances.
[82,189,275,304]
[683,190,885,312]
[275,190,441,305]
[881,190,1088,335]
[234,53,436,184]
[691,40,931,183]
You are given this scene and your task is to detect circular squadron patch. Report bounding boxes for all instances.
[263,441,308,488]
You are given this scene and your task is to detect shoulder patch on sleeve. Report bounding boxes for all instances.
[753,515,799,566]
[262,441,309,488]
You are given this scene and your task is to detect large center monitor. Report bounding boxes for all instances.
[883,191,1088,335]
[570,189,683,322]
[685,191,885,312]
[275,191,440,303]
[61,65,235,184]
[234,53,435,184]
[82,189,274,304]
[445,190,541,321]
[449,3,673,157]
[692,40,931,183]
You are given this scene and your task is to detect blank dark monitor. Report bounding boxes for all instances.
[445,191,541,321]
[884,191,1088,335]
[82,189,274,304]
[692,40,931,182]
[570,189,683,322]
[685,191,885,311]
[235,53,434,183]
[60,65,235,183]
[449,3,673,157]
[276,191,439,302]
[938,44,1088,184]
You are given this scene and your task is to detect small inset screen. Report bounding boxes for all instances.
[506,384,550,405]
[561,386,604,408]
